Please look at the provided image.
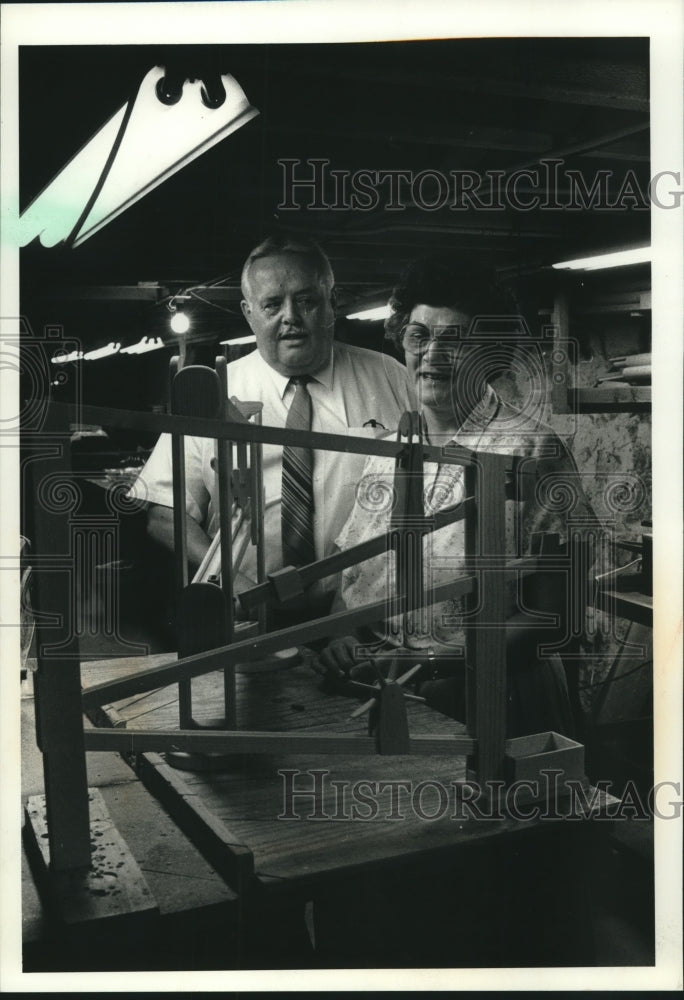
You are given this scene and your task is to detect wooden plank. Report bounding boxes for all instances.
[80,573,477,709]
[175,583,232,729]
[24,788,158,924]
[137,753,254,895]
[171,362,232,727]
[250,413,268,632]
[83,728,476,755]
[465,453,508,785]
[577,386,651,411]
[169,359,189,593]
[169,358,192,724]
[54,399,479,465]
[239,497,474,613]
[596,586,653,626]
[215,358,236,726]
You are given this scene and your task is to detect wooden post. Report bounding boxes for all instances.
[168,357,191,725]
[28,403,91,871]
[465,452,508,788]
[391,412,428,645]
[250,410,267,634]
[550,290,575,415]
[215,358,236,727]
[170,361,231,728]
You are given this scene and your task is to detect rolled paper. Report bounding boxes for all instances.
[609,352,652,368]
[620,365,651,381]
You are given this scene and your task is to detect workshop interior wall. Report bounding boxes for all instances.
[493,313,652,711]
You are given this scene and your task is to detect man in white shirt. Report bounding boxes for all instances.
[130,235,413,610]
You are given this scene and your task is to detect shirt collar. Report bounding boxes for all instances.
[263,345,335,400]
[458,383,500,435]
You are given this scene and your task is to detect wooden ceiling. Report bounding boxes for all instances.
[19,38,650,346]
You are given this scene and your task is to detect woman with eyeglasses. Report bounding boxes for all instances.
[314,255,600,738]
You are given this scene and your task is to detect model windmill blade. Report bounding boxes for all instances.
[18,66,258,248]
[348,661,426,720]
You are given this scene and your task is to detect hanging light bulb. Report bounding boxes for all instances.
[168,290,192,334]
[170,310,190,334]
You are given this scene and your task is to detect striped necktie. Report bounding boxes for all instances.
[281,375,315,567]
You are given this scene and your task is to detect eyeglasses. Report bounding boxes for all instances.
[400,323,466,355]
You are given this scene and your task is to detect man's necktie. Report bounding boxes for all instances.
[281,376,315,566]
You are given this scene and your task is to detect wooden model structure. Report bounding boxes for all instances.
[24,358,589,918]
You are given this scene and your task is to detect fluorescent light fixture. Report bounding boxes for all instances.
[219,334,257,346]
[346,305,391,321]
[552,246,651,271]
[83,342,121,361]
[18,66,258,248]
[51,349,83,364]
[120,336,165,355]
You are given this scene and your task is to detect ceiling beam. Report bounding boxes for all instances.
[265,122,553,155]
[259,61,649,113]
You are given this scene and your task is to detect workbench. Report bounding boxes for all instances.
[59,651,615,968]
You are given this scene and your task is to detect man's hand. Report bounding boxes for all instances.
[311,634,366,679]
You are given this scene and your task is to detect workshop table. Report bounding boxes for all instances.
[78,651,613,968]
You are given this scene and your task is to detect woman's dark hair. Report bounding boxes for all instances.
[384,256,520,350]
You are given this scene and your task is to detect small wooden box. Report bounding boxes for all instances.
[504,731,585,785]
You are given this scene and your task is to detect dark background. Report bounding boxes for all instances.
[19,38,650,413]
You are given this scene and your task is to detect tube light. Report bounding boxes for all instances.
[552,246,651,271]
[18,67,258,248]
[120,336,165,355]
[83,342,121,361]
[346,305,391,321]
[51,349,84,364]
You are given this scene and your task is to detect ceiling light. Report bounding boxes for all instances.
[83,342,121,361]
[120,336,166,355]
[346,305,391,321]
[552,246,651,271]
[169,311,190,335]
[18,66,258,249]
[51,349,83,364]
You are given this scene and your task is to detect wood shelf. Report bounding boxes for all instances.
[549,290,651,415]
[596,573,653,627]
[576,385,651,413]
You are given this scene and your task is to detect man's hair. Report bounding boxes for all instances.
[241,233,335,298]
[384,255,520,349]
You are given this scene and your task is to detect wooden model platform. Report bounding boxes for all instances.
[81,653,608,901]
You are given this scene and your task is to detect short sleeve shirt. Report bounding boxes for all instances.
[128,341,414,592]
